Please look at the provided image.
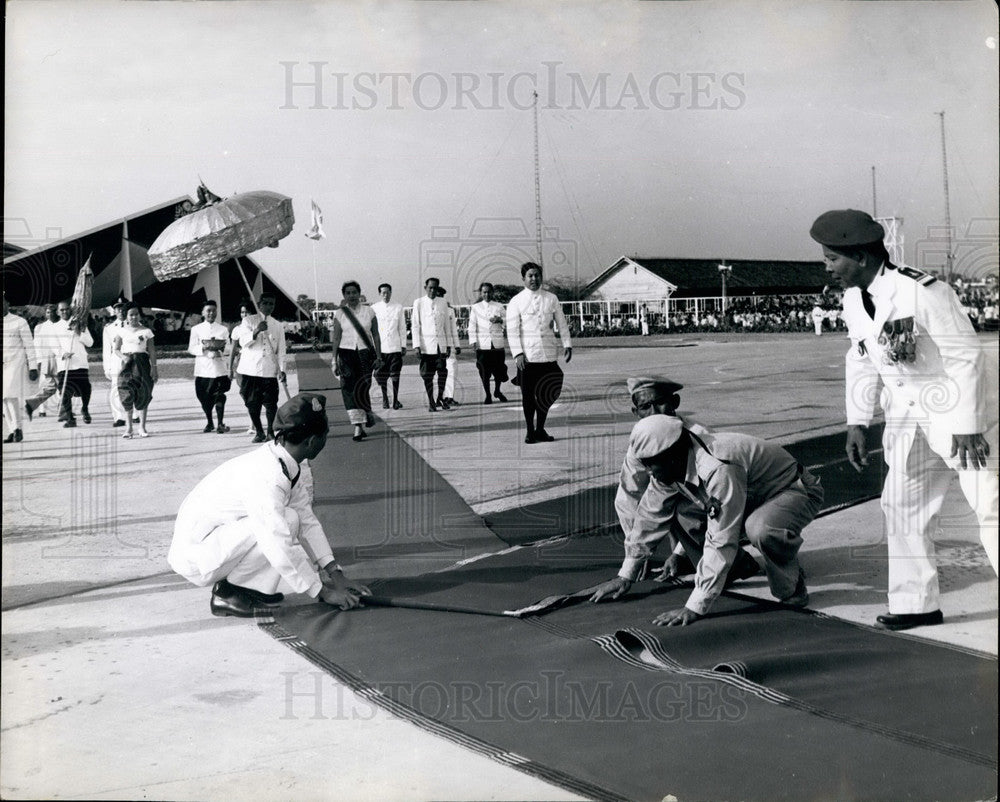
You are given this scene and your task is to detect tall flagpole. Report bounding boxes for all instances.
[311,240,319,317]
[936,111,954,281]
[532,90,543,267]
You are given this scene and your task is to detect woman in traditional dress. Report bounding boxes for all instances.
[113,304,158,439]
[329,281,381,442]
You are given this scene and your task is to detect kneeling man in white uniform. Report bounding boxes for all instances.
[169,392,370,617]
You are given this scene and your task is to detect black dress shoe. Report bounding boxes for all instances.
[428,403,437,413]
[524,434,537,444]
[392,399,403,410]
[82,411,92,424]
[494,390,508,402]
[483,396,493,404]
[216,423,230,434]
[535,429,555,442]
[113,420,126,427]
[213,579,283,606]
[875,610,943,631]
[382,398,390,409]
[210,592,258,618]
[2,434,13,444]
[203,423,215,433]
[64,419,77,428]
[14,429,23,443]
[365,414,376,428]
[251,432,267,443]
[448,397,461,406]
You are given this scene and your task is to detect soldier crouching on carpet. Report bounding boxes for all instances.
[168,393,371,618]
[592,415,822,626]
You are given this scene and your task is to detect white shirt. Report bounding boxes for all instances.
[188,321,231,378]
[468,300,507,349]
[51,319,94,371]
[116,326,154,355]
[3,312,35,366]
[334,305,376,351]
[505,288,571,362]
[169,443,335,597]
[410,295,451,353]
[237,315,286,377]
[371,301,407,353]
[33,319,60,373]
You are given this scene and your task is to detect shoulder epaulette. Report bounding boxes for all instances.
[895,265,937,286]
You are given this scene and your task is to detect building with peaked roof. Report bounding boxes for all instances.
[3,197,304,321]
[583,256,829,301]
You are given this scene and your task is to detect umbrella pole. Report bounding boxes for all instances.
[234,257,291,401]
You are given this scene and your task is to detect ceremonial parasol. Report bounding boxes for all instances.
[148,185,296,397]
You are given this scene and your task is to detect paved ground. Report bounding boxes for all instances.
[2,332,997,801]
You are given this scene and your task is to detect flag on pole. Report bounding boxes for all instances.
[305,199,326,240]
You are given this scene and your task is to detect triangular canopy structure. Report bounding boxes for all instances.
[2,197,305,322]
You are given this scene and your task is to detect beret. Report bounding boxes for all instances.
[809,209,884,247]
[626,376,684,397]
[273,393,327,432]
[630,415,685,459]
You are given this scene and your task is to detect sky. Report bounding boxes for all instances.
[5,0,998,306]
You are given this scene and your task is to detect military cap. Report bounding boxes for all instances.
[809,209,885,247]
[626,376,684,397]
[630,415,685,459]
[273,393,328,433]
[112,292,131,309]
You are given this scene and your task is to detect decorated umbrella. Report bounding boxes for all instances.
[148,185,296,397]
[58,256,94,405]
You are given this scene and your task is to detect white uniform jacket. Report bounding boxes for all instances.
[468,300,507,350]
[237,315,286,377]
[51,320,94,371]
[506,288,571,362]
[169,443,334,597]
[188,321,231,379]
[3,313,37,399]
[371,301,407,354]
[620,431,800,615]
[843,264,987,445]
[410,295,451,353]
[102,319,126,379]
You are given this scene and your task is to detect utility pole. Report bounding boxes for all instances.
[937,111,954,281]
[532,90,543,267]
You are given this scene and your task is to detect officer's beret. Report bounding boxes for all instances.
[274,393,328,433]
[809,209,885,247]
[626,376,684,397]
[630,415,685,459]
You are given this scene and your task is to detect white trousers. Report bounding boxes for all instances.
[882,422,999,614]
[444,355,457,398]
[107,370,126,423]
[168,508,300,595]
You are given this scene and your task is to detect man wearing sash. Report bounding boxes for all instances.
[330,281,382,442]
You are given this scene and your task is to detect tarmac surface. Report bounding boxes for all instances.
[2,332,997,801]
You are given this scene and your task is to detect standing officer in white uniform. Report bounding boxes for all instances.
[2,296,38,443]
[169,393,371,617]
[811,209,998,630]
[237,292,287,442]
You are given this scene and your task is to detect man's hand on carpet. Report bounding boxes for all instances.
[589,576,632,603]
[320,569,371,610]
[653,607,702,627]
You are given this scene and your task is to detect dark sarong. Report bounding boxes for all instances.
[195,376,232,410]
[239,374,279,409]
[475,347,509,383]
[117,353,154,411]
[374,351,403,387]
[521,361,563,412]
[337,348,375,413]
